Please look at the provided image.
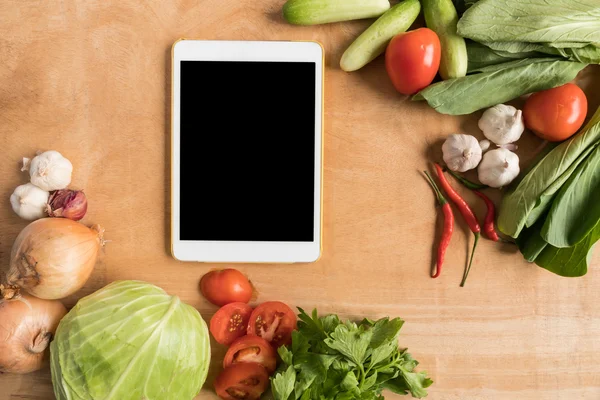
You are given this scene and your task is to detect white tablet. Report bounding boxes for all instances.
[171,40,323,263]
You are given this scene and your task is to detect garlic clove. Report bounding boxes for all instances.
[28,151,73,191]
[21,157,31,172]
[10,183,50,221]
[479,140,491,152]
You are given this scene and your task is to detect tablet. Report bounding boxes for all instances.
[171,40,323,263]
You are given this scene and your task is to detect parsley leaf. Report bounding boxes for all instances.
[325,324,373,365]
[271,309,432,400]
[272,366,297,400]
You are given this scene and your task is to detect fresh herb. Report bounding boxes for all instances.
[413,60,586,115]
[271,309,433,400]
[457,0,600,44]
[498,106,600,238]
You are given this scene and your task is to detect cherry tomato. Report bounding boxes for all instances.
[223,335,277,374]
[247,301,297,348]
[210,302,253,346]
[200,269,253,306]
[214,363,270,400]
[385,28,441,95]
[523,83,588,142]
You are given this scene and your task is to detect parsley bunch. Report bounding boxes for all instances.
[271,309,433,400]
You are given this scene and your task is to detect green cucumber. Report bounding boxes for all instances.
[283,0,390,26]
[340,0,421,72]
[422,0,468,79]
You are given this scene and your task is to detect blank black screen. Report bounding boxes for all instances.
[179,61,316,241]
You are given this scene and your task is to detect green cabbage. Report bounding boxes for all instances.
[50,281,210,400]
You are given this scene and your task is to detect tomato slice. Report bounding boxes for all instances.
[210,302,253,346]
[247,301,297,348]
[223,335,277,374]
[214,363,270,400]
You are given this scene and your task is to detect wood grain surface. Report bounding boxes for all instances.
[1,1,599,399]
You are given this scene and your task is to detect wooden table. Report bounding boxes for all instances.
[1,1,599,399]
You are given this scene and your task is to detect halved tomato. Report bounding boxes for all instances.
[210,302,253,346]
[247,301,297,348]
[214,363,270,400]
[223,335,277,374]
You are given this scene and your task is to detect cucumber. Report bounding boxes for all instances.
[283,0,390,26]
[340,0,421,72]
[422,0,468,79]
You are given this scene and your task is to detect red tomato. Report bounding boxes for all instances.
[523,83,588,142]
[200,269,253,306]
[385,28,441,95]
[247,301,297,348]
[210,302,253,346]
[223,335,277,374]
[214,363,270,400]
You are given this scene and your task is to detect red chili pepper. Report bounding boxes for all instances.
[473,191,500,242]
[433,163,480,287]
[424,171,454,278]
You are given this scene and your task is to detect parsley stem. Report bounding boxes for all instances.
[358,364,366,389]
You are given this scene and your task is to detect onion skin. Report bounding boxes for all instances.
[0,295,67,373]
[1,218,104,300]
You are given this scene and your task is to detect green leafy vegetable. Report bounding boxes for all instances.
[465,41,541,71]
[498,107,600,238]
[516,217,548,262]
[272,366,297,400]
[50,281,211,400]
[541,145,600,247]
[482,41,549,54]
[271,309,432,399]
[524,143,599,228]
[413,60,586,115]
[551,45,600,64]
[457,0,600,44]
[482,41,600,64]
[535,222,600,277]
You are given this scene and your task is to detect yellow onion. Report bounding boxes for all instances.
[0,294,67,373]
[1,218,105,300]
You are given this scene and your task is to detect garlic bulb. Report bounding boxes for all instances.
[10,183,50,220]
[477,148,520,188]
[442,134,487,172]
[26,151,73,191]
[478,104,524,145]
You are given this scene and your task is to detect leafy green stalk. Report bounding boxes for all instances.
[535,223,600,277]
[498,106,600,238]
[457,0,600,44]
[541,144,600,247]
[413,60,586,115]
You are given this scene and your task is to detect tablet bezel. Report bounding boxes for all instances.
[171,40,323,263]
